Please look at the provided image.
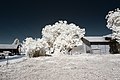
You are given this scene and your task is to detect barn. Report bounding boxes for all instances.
[0,44,21,55]
[0,38,22,56]
[81,36,111,54]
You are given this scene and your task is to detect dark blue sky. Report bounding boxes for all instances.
[0,0,120,43]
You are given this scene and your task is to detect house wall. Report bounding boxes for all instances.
[83,43,110,54]
[91,45,110,54]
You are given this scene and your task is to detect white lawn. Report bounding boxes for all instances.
[0,54,120,80]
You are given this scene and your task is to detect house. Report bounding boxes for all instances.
[0,44,21,54]
[0,39,22,55]
[81,36,111,54]
[66,35,114,55]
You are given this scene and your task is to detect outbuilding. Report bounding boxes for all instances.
[0,44,21,55]
[82,36,111,54]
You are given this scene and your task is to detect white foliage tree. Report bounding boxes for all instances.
[22,20,85,57]
[106,8,120,43]
[22,37,49,57]
[42,21,85,55]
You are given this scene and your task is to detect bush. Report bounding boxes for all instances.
[28,47,46,58]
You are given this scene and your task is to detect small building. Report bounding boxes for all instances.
[0,44,21,54]
[82,36,111,54]
[0,39,22,55]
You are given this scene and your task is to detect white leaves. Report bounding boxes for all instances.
[106,8,120,30]
[42,20,85,55]
[106,8,120,42]
[23,20,85,56]
[22,37,49,56]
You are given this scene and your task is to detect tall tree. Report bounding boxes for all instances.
[106,8,120,43]
[106,8,120,53]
